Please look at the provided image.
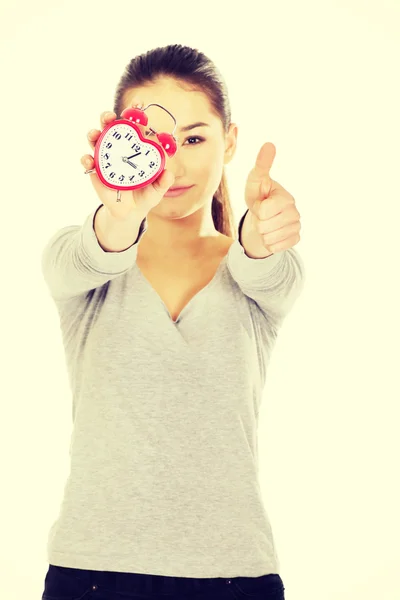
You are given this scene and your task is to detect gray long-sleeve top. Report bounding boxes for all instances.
[40,203,305,578]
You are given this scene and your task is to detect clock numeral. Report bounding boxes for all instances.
[104,152,110,160]
[106,142,112,149]
[104,162,111,169]
[118,175,125,182]
[149,161,155,168]
[125,133,133,142]
[109,172,116,179]
[145,150,150,156]
[112,131,122,140]
[131,143,141,152]
[129,175,135,182]
[139,170,145,177]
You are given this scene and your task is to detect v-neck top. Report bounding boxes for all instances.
[135,248,230,324]
[40,202,305,579]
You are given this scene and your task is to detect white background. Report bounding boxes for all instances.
[0,0,399,598]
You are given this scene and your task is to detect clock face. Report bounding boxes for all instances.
[96,122,163,189]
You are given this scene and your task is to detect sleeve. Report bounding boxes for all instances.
[40,203,148,302]
[226,209,306,333]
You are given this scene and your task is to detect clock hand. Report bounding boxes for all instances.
[122,157,138,169]
[127,152,141,159]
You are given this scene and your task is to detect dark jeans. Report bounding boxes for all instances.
[41,564,285,599]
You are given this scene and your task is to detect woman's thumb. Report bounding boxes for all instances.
[152,169,175,194]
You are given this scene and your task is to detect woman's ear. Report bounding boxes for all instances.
[224,123,238,164]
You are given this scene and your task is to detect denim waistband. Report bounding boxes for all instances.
[49,565,283,597]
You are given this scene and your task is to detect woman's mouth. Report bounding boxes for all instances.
[164,185,194,198]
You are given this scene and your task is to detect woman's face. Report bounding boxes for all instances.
[122,77,237,217]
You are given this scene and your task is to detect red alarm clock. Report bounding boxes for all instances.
[92,103,178,201]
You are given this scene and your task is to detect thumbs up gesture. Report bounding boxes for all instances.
[243,142,301,257]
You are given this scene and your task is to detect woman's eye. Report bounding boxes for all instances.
[145,131,203,145]
[184,136,203,145]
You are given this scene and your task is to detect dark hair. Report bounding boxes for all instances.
[112,44,235,238]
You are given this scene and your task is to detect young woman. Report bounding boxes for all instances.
[40,43,304,600]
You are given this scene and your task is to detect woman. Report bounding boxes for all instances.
[40,43,304,600]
